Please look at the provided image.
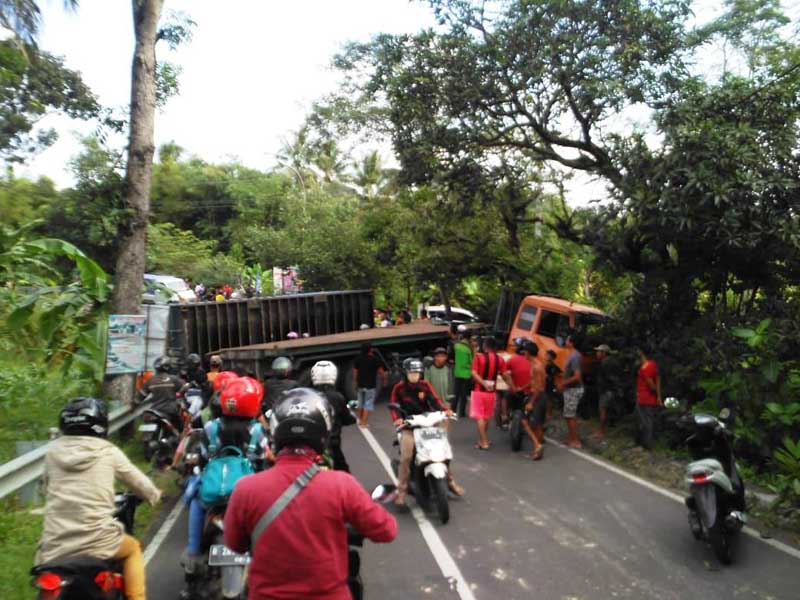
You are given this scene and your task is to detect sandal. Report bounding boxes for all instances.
[474,443,490,451]
[529,447,543,461]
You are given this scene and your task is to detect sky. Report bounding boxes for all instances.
[15,0,800,205]
[21,0,438,188]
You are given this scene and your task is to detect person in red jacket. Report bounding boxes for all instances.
[224,388,397,599]
[389,358,463,507]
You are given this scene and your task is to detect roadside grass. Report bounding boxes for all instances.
[0,430,178,600]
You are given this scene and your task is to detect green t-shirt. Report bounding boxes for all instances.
[453,341,473,379]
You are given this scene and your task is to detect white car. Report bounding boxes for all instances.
[423,305,479,324]
[143,274,196,304]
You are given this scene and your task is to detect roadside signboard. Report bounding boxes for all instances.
[106,314,147,374]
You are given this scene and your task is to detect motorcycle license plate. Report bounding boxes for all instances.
[208,544,251,566]
[138,423,158,432]
[420,428,446,441]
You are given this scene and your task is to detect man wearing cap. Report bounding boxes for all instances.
[424,347,455,409]
[593,344,613,441]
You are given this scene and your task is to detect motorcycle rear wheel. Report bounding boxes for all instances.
[430,475,450,524]
[510,411,524,452]
[708,520,732,565]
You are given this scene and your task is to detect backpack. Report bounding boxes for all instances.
[199,420,262,507]
[199,445,255,507]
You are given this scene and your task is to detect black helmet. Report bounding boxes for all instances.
[513,337,528,353]
[154,356,170,373]
[271,356,293,378]
[187,353,201,369]
[402,357,424,375]
[59,397,109,438]
[523,340,539,356]
[270,388,332,454]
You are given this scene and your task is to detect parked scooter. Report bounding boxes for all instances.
[31,493,141,599]
[388,403,455,523]
[676,403,747,564]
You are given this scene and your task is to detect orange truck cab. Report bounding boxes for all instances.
[506,295,608,375]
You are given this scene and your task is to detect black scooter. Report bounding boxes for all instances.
[677,407,747,564]
[31,493,141,599]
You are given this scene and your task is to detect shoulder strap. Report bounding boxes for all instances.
[251,463,320,547]
[208,420,220,455]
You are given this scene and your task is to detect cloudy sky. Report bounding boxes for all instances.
[21,0,437,187]
[17,0,800,204]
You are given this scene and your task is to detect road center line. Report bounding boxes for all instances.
[359,426,476,600]
[143,498,185,566]
[545,436,800,561]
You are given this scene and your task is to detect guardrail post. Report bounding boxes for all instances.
[15,441,47,504]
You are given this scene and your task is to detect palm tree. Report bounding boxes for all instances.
[313,139,348,184]
[352,150,397,201]
[0,0,78,44]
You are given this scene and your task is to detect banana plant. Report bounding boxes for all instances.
[0,222,110,385]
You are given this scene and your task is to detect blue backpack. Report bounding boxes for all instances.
[199,420,261,506]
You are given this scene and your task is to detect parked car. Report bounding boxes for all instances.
[424,305,480,324]
[143,274,196,304]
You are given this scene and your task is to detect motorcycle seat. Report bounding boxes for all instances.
[32,555,118,575]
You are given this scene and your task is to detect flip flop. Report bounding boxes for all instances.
[474,443,490,451]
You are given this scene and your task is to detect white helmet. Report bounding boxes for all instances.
[311,360,338,386]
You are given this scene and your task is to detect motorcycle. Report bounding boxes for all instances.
[139,406,182,467]
[678,406,747,564]
[388,403,455,524]
[31,493,141,599]
[507,392,528,452]
[348,483,398,600]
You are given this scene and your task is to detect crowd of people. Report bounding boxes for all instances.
[33,320,662,600]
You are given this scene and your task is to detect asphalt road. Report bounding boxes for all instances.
[146,412,800,600]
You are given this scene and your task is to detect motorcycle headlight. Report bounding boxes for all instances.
[185,452,200,465]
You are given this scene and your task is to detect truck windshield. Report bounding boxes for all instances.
[515,305,537,331]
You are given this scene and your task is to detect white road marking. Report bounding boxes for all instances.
[359,426,477,600]
[545,436,800,561]
[143,499,185,566]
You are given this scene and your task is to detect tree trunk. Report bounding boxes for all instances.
[105,0,164,405]
[438,279,452,320]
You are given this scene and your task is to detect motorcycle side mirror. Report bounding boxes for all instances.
[371,483,398,504]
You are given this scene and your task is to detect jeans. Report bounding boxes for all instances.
[114,534,145,600]
[453,377,471,417]
[637,404,657,449]
[187,496,206,556]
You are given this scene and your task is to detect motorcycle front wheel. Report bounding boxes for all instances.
[429,475,450,524]
[510,411,524,452]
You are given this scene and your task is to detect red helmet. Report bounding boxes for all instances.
[240,376,264,403]
[220,377,263,418]
[213,371,238,393]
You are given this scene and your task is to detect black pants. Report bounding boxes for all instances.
[637,404,657,449]
[330,441,349,472]
[454,377,472,417]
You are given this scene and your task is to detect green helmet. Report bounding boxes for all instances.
[271,356,293,377]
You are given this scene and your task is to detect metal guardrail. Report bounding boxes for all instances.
[0,401,150,500]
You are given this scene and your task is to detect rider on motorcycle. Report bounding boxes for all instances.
[389,358,464,507]
[262,356,298,413]
[181,376,267,595]
[139,355,184,429]
[311,360,357,472]
[36,398,162,600]
[182,353,210,401]
[224,388,397,599]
